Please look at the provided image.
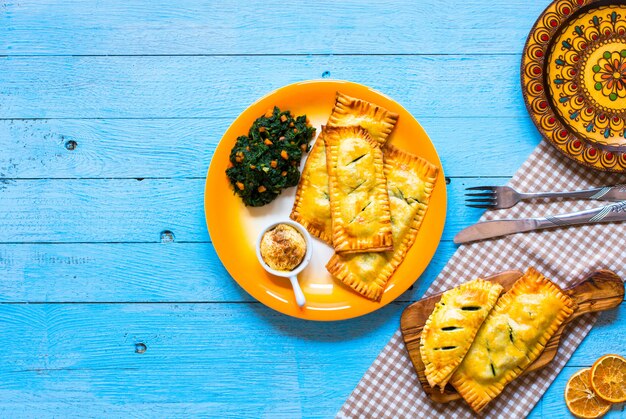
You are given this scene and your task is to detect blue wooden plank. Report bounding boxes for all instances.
[0,302,402,417]
[0,55,527,119]
[0,302,619,417]
[0,0,547,55]
[0,240,454,303]
[1,1,622,417]
[0,117,541,179]
[0,176,504,243]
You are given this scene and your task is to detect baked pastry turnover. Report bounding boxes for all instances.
[290,93,398,243]
[290,129,334,243]
[420,278,503,392]
[324,126,393,253]
[328,91,399,144]
[450,268,575,413]
[326,146,438,300]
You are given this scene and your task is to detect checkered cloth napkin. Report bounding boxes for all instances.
[338,140,626,418]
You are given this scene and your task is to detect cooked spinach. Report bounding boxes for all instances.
[226,106,316,206]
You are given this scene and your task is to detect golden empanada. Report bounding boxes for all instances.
[326,145,438,300]
[290,93,398,243]
[328,91,399,144]
[450,268,575,413]
[290,129,333,243]
[324,126,392,253]
[420,279,503,392]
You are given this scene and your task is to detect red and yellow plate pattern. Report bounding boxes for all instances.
[522,0,626,171]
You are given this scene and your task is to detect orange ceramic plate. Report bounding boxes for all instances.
[205,80,446,321]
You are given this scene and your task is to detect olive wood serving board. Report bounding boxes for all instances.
[400,269,624,403]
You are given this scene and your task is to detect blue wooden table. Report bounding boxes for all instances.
[1,1,624,417]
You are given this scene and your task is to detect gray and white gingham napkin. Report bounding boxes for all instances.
[338,140,626,418]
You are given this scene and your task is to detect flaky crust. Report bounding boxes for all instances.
[324,126,393,253]
[450,268,576,413]
[326,145,438,301]
[420,279,503,391]
[328,91,399,145]
[290,129,333,244]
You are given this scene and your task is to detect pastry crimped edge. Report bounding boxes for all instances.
[326,145,438,301]
[420,278,504,392]
[324,125,393,253]
[450,267,576,413]
[290,92,398,243]
[327,91,399,144]
[290,129,333,244]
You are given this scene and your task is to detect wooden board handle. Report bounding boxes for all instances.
[565,269,624,320]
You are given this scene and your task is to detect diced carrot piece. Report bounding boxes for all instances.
[259,127,266,133]
[280,150,288,160]
[300,144,307,151]
[270,160,277,168]
[264,139,273,146]
[236,182,245,190]
[289,122,294,127]
[280,115,287,122]
[281,171,287,176]
[258,185,266,193]
[249,165,256,169]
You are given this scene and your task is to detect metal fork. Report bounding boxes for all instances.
[465,184,626,209]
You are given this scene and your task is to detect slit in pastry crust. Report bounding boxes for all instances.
[449,268,575,413]
[420,278,503,391]
[324,125,393,253]
[326,145,438,301]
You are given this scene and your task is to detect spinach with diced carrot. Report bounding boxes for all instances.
[226,107,316,206]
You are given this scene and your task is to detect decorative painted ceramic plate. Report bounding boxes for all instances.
[205,80,446,321]
[522,0,626,171]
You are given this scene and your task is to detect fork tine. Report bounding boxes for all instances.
[466,204,495,209]
[465,198,496,203]
[466,186,496,191]
[465,192,495,197]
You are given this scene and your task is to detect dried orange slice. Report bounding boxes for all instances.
[565,368,612,418]
[590,354,626,403]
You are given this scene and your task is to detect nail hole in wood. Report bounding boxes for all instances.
[160,230,175,243]
[135,343,147,354]
[322,70,331,78]
[65,140,77,151]
[445,177,451,184]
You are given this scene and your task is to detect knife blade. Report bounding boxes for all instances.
[454,201,626,244]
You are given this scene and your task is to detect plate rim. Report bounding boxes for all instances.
[204,79,447,321]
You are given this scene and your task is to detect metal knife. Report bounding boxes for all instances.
[454,201,626,244]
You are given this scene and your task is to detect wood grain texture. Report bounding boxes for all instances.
[401,270,624,403]
[0,0,546,55]
[0,240,456,303]
[1,0,624,417]
[0,55,527,119]
[0,302,619,418]
[0,302,401,417]
[0,117,540,179]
